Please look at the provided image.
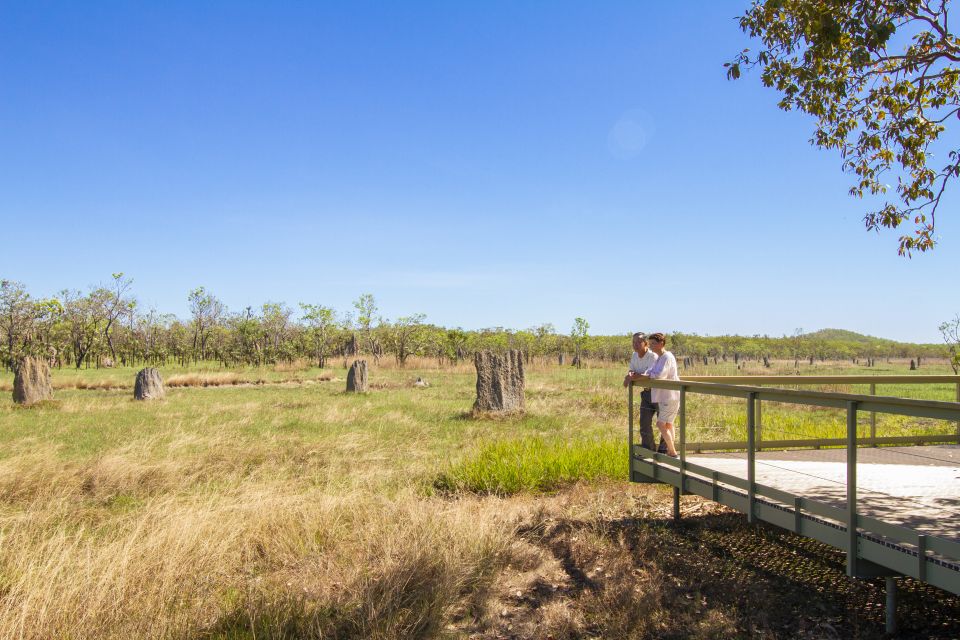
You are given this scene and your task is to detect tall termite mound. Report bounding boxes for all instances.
[473,350,524,415]
[13,356,52,405]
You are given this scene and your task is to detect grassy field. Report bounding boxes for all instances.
[0,358,957,639]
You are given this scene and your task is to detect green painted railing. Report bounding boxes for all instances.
[662,375,960,451]
[627,376,960,602]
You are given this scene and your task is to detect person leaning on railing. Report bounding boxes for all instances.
[623,331,659,450]
[636,332,680,458]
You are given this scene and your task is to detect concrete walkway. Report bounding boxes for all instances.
[686,445,960,540]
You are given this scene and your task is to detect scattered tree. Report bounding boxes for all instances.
[299,303,336,368]
[940,314,960,374]
[532,323,557,363]
[260,302,293,364]
[98,273,134,364]
[0,280,32,368]
[188,287,224,361]
[389,313,426,367]
[60,289,102,369]
[353,293,378,355]
[445,327,469,364]
[571,317,589,369]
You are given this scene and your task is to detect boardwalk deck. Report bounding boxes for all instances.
[686,445,960,541]
[628,376,960,632]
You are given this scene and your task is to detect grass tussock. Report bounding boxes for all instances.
[434,436,626,496]
[166,372,255,388]
[0,378,127,392]
[0,477,512,639]
[271,359,312,373]
[72,378,127,390]
[0,370,335,393]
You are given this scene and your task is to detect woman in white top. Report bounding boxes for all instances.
[638,332,680,457]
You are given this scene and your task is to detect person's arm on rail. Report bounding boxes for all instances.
[636,353,665,383]
[624,351,656,387]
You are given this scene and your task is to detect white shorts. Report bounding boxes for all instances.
[657,398,680,424]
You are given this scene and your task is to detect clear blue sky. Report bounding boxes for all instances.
[1,1,957,341]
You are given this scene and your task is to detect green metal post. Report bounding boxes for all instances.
[846,400,859,577]
[956,382,959,444]
[918,534,927,581]
[679,385,686,494]
[673,486,680,521]
[746,392,756,523]
[885,577,897,635]
[627,383,634,471]
[869,383,876,446]
[755,396,762,451]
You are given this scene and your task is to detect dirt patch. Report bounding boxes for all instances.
[368,380,404,390]
[453,485,960,639]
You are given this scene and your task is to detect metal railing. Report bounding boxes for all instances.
[628,376,960,602]
[654,375,960,451]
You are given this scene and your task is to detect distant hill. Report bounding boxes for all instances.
[802,329,891,344]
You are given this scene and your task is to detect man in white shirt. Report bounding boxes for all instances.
[623,332,658,450]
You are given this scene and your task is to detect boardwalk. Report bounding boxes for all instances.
[686,445,960,541]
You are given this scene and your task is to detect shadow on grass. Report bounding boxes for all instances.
[516,505,960,639]
[451,409,527,422]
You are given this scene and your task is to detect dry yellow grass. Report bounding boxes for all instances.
[1,361,956,638]
[165,372,251,388]
[0,440,515,639]
[0,369,336,393]
[0,378,127,392]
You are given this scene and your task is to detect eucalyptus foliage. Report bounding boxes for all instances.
[728,0,960,254]
[0,278,948,371]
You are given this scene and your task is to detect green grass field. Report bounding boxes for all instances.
[0,358,957,638]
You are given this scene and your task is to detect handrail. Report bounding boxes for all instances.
[682,374,960,385]
[633,379,960,421]
[664,375,960,448]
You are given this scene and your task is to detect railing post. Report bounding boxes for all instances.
[679,385,686,492]
[869,383,877,446]
[746,392,756,523]
[755,395,763,451]
[956,382,959,445]
[628,382,634,471]
[885,577,898,635]
[846,400,859,577]
[917,534,927,581]
[670,384,686,522]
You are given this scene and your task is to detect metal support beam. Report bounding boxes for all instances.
[679,385,686,496]
[747,392,757,523]
[869,383,877,446]
[672,486,680,522]
[627,383,634,463]
[886,577,897,635]
[918,535,927,581]
[846,400,859,577]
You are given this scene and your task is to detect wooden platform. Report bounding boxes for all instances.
[686,445,960,541]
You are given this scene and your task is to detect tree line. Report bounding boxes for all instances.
[0,277,950,371]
